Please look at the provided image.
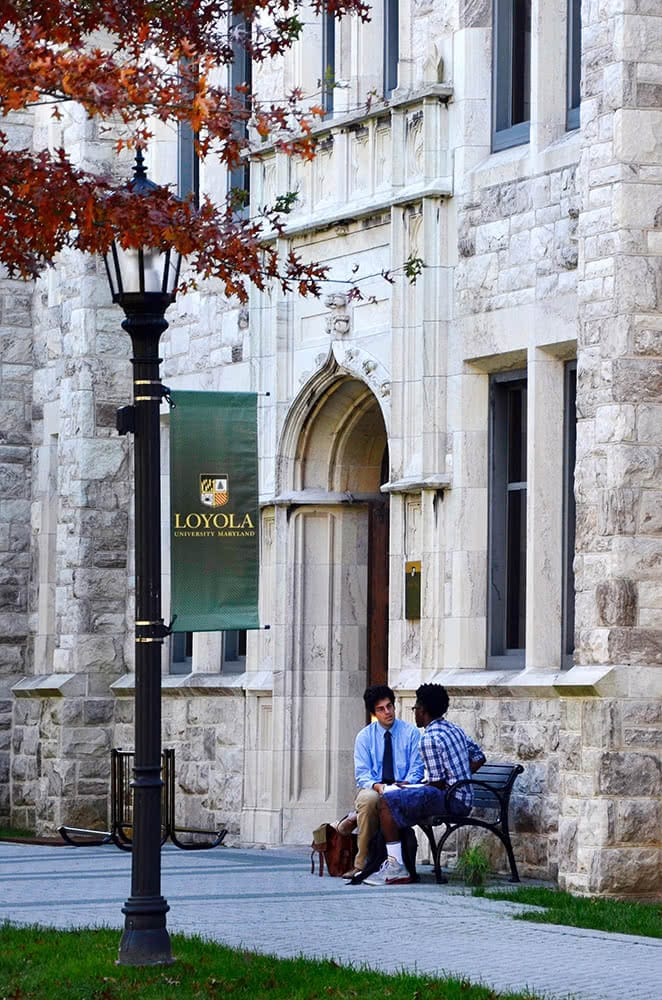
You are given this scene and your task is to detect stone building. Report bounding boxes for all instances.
[1,1,660,897]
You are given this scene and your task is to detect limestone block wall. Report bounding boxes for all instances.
[0,274,33,824]
[113,686,246,842]
[564,0,662,895]
[447,694,561,879]
[456,165,579,316]
[558,697,661,896]
[8,103,137,834]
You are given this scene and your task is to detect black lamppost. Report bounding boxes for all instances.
[104,150,182,966]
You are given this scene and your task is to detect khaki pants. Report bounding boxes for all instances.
[354,787,380,869]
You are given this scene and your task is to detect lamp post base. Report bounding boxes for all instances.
[118,898,173,966]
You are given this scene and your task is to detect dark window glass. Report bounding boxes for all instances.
[562,361,577,667]
[506,488,527,649]
[178,61,199,206]
[229,16,252,215]
[171,631,193,674]
[493,0,531,151]
[384,0,399,98]
[488,372,527,666]
[567,0,581,130]
[223,630,247,674]
[321,9,335,116]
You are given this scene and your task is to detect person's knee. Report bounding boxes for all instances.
[356,788,380,813]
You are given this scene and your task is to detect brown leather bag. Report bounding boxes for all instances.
[310,821,357,877]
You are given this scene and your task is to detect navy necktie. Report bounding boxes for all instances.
[381,730,394,784]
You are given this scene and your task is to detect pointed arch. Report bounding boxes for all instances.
[277,344,391,495]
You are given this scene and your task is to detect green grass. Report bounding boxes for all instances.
[0,825,35,840]
[0,923,544,1000]
[473,886,662,939]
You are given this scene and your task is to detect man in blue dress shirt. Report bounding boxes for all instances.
[346,684,424,878]
[364,683,485,886]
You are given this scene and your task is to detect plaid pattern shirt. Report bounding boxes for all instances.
[420,719,484,809]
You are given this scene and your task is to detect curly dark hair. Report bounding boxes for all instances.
[415,683,449,720]
[363,684,396,714]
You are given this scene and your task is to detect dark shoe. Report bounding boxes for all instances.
[342,866,362,879]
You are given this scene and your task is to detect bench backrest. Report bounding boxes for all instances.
[470,762,524,810]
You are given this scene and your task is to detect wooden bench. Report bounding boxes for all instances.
[418,761,524,884]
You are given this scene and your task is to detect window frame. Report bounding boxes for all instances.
[487,370,528,670]
[492,0,532,152]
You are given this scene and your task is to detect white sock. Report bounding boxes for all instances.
[387,841,403,865]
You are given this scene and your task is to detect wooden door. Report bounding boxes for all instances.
[367,500,389,689]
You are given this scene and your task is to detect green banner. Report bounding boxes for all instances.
[170,391,259,632]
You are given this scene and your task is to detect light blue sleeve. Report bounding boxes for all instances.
[354,726,378,788]
[404,725,425,783]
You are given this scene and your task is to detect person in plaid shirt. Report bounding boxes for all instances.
[363,683,485,886]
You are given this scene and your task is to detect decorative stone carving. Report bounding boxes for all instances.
[324,292,351,338]
[406,111,424,180]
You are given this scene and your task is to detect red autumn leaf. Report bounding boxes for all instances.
[0,0,371,298]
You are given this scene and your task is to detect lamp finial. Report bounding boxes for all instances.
[134,147,147,180]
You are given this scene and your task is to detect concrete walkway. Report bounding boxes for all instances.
[0,841,659,999]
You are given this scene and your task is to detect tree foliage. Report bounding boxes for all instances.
[0,1,369,299]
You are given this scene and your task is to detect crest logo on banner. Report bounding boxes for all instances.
[200,474,229,507]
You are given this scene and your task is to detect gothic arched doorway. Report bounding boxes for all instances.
[274,374,390,840]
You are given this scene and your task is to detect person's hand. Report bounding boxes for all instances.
[373,782,385,794]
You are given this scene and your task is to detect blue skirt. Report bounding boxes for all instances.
[384,784,470,828]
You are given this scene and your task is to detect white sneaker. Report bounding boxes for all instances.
[363,857,412,886]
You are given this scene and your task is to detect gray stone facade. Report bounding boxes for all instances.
[1,2,660,896]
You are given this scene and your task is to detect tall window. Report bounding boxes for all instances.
[567,0,581,130]
[493,0,531,151]
[229,16,252,214]
[488,372,527,667]
[178,61,199,205]
[321,7,335,116]
[383,0,399,98]
[562,362,577,668]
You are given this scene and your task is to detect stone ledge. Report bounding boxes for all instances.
[393,665,617,697]
[381,474,452,494]
[110,671,274,697]
[11,674,86,698]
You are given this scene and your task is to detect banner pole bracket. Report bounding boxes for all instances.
[135,619,173,642]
